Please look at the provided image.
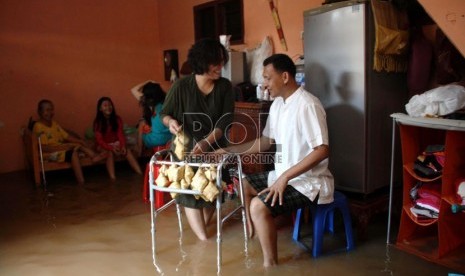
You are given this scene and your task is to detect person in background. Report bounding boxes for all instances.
[131,81,172,155]
[160,38,235,241]
[33,99,102,183]
[216,54,334,267]
[93,96,142,180]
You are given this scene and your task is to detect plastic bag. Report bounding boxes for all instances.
[245,36,273,85]
[405,84,465,117]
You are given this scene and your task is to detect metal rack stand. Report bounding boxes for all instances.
[148,151,248,274]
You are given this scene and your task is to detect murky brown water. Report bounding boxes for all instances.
[0,165,455,275]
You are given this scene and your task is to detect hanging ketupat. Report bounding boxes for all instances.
[180,178,190,190]
[174,130,189,160]
[202,181,220,202]
[153,163,223,202]
[169,181,181,198]
[155,173,170,187]
[184,165,195,185]
[167,164,185,182]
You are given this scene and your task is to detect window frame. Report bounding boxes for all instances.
[194,0,244,45]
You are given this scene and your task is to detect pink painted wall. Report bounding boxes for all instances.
[157,0,320,75]
[0,0,322,173]
[1,0,463,173]
[0,1,162,173]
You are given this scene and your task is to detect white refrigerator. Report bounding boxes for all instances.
[303,0,408,194]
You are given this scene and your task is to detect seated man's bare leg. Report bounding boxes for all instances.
[250,197,278,267]
[242,178,258,238]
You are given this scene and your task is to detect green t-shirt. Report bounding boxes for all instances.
[160,74,235,151]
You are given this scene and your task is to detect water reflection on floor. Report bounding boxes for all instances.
[0,166,454,275]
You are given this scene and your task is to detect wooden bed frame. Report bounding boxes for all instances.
[22,127,148,186]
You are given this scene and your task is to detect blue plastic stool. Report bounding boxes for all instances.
[292,191,354,257]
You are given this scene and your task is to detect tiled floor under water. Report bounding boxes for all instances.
[0,164,460,275]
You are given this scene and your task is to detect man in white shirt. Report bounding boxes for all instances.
[217,53,334,267]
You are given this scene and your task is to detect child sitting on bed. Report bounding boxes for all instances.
[93,96,142,180]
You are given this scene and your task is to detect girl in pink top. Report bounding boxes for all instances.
[93,97,142,180]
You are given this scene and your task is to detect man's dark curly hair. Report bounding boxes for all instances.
[187,38,229,75]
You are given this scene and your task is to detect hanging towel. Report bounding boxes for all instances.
[371,0,410,73]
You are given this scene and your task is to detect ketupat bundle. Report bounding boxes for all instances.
[201,165,223,202]
[159,164,169,176]
[153,163,223,202]
[155,173,170,187]
[169,181,181,198]
[174,131,189,160]
[167,164,185,182]
[180,178,190,190]
[202,181,220,202]
[191,167,209,199]
[184,165,195,185]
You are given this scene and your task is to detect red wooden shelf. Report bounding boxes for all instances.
[392,113,465,273]
[403,163,441,182]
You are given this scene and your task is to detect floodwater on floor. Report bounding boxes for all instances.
[0,165,456,276]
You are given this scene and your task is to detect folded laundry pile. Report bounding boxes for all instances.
[410,182,441,219]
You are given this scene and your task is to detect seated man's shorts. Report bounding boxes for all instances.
[245,171,316,217]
